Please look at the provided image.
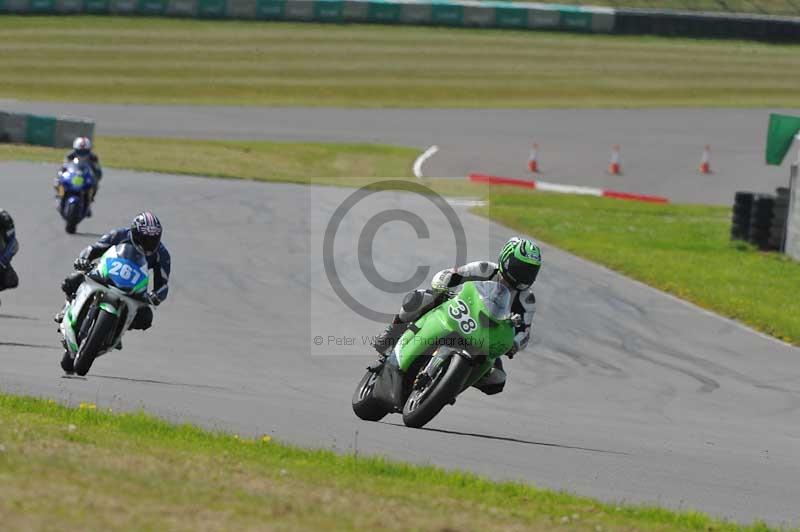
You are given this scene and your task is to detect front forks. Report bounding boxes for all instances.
[76,299,99,346]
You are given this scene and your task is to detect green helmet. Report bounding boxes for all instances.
[498,237,541,290]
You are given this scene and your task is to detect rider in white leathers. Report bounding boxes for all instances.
[372,237,541,395]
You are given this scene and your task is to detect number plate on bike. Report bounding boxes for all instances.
[447,299,477,334]
[104,258,148,292]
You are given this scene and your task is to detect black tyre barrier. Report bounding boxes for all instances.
[731,191,754,241]
[773,206,789,218]
[748,194,775,250]
[770,187,790,252]
[732,188,793,253]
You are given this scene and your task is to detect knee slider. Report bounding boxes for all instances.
[130,307,153,330]
[475,365,506,396]
[479,382,505,395]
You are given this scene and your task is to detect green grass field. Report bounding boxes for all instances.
[477,190,800,345]
[0,392,772,531]
[526,0,800,16]
[1,16,799,108]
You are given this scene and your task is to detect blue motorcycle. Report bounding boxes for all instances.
[55,160,95,234]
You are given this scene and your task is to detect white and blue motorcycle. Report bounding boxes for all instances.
[59,243,153,376]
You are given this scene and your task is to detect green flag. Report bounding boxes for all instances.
[766,113,800,165]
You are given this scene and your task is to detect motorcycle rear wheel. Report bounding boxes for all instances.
[352,369,391,422]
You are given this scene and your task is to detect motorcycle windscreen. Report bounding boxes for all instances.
[472,281,512,321]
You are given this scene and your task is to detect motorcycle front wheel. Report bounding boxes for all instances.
[64,201,80,234]
[401,354,471,429]
[73,309,116,376]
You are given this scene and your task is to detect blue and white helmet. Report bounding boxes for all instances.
[131,211,162,256]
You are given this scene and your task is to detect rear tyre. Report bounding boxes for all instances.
[73,309,116,376]
[402,354,472,429]
[352,369,391,421]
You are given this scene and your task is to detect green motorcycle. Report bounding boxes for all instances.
[352,280,515,428]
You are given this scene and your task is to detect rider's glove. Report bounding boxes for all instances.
[512,330,530,355]
[73,258,92,271]
[431,269,453,293]
[505,344,518,360]
[147,291,161,307]
[509,314,529,357]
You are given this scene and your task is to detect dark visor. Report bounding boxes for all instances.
[510,257,539,288]
[137,233,160,254]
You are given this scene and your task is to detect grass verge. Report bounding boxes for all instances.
[0,392,771,531]
[2,16,800,108]
[477,190,800,345]
[0,136,416,182]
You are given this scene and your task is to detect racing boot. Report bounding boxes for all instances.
[54,273,83,324]
[369,315,408,370]
[53,301,68,324]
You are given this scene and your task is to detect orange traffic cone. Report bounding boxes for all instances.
[527,143,539,173]
[699,145,712,174]
[608,144,621,175]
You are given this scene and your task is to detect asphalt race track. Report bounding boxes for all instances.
[1,160,799,525]
[4,101,800,204]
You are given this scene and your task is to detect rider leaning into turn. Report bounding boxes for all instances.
[55,211,170,341]
[0,209,20,300]
[372,236,541,396]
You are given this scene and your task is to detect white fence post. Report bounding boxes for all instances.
[786,141,800,260]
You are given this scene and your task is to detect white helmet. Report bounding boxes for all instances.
[72,137,92,155]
